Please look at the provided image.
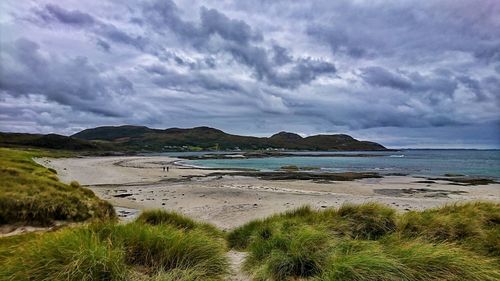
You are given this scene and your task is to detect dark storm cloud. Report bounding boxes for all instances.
[360,67,462,98]
[199,7,262,44]
[360,67,412,91]
[139,0,335,88]
[34,4,146,50]
[44,4,95,26]
[304,0,500,64]
[272,45,293,66]
[1,0,499,147]
[0,38,129,117]
[147,65,244,93]
[95,38,111,52]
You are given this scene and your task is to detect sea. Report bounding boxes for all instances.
[159,150,500,179]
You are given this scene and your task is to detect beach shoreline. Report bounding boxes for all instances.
[36,156,500,229]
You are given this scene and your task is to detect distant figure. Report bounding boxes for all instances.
[163,166,165,172]
[167,166,170,172]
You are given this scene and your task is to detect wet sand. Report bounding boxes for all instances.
[36,156,500,230]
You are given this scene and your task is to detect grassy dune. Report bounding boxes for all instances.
[229,202,500,281]
[0,148,115,225]
[1,211,229,281]
[1,204,498,280]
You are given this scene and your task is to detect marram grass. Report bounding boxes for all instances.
[1,203,499,280]
[230,202,500,281]
[136,209,223,238]
[0,147,115,225]
[1,220,229,281]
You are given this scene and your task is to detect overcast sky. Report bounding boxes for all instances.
[1,0,499,148]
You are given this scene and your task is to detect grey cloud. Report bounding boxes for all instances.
[360,67,412,91]
[31,1,335,89]
[96,23,146,50]
[456,76,485,101]
[139,0,334,88]
[360,66,461,97]
[141,0,199,39]
[1,0,499,148]
[44,4,95,26]
[200,7,262,44]
[268,59,336,88]
[304,0,500,63]
[36,4,145,50]
[0,38,130,117]
[306,25,370,58]
[408,72,458,97]
[272,45,293,66]
[96,38,111,52]
[146,65,244,93]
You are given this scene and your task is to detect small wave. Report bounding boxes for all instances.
[175,161,211,169]
[389,155,405,158]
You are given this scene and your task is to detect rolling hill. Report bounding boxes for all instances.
[71,125,387,151]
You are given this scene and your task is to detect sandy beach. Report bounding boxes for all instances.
[36,156,500,230]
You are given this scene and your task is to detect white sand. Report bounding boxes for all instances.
[36,156,500,230]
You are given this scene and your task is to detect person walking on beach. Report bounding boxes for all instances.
[163,166,165,172]
[166,166,169,172]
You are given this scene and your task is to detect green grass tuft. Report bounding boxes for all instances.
[0,148,116,226]
[244,225,331,280]
[230,203,500,281]
[336,202,397,239]
[136,209,223,238]
[1,220,229,280]
[2,228,128,281]
[397,201,500,256]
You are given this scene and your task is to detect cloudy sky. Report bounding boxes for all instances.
[1,0,499,148]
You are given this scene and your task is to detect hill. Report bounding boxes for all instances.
[0,132,101,151]
[72,125,387,151]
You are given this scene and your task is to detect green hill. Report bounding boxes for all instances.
[0,132,100,151]
[72,125,387,151]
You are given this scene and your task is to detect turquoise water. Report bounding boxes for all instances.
[174,150,500,179]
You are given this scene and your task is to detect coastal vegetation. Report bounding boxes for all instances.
[1,147,498,280]
[0,148,115,226]
[228,202,500,281]
[1,202,499,280]
[1,216,229,281]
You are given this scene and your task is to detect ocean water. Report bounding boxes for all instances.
[173,150,500,179]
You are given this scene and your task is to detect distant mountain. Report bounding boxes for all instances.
[72,125,387,151]
[0,132,100,151]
